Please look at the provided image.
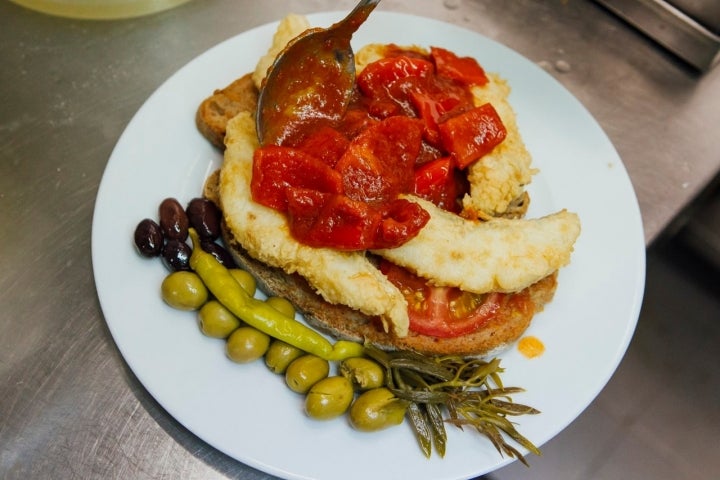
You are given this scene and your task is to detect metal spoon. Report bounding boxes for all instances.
[256,0,381,146]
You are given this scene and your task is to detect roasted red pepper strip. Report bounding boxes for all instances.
[413,157,466,212]
[251,145,343,211]
[356,55,434,99]
[431,46,489,86]
[286,189,429,250]
[293,126,349,169]
[335,116,423,203]
[438,103,507,169]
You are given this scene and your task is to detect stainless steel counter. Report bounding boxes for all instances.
[1,0,719,478]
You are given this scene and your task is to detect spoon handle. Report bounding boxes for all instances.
[333,0,381,34]
[354,0,381,9]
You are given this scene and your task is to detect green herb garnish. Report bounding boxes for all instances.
[364,345,541,465]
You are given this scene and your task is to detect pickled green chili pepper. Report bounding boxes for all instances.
[188,229,363,361]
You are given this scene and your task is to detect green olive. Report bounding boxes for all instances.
[226,326,270,363]
[305,376,354,420]
[198,300,241,338]
[161,271,208,310]
[340,357,385,390]
[265,296,296,318]
[229,268,257,296]
[265,340,304,374]
[348,387,408,432]
[285,354,329,394]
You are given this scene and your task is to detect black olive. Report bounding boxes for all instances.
[186,197,222,240]
[134,218,164,257]
[162,239,192,271]
[201,240,237,268]
[159,197,189,241]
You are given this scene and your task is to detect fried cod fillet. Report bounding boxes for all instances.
[252,14,311,90]
[373,198,580,294]
[463,74,536,218]
[219,112,410,337]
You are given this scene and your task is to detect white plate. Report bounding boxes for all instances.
[92,11,645,480]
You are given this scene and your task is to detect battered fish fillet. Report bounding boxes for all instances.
[219,112,410,336]
[252,14,311,90]
[463,75,536,218]
[373,197,581,294]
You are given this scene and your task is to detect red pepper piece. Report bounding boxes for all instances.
[409,90,464,146]
[413,157,466,212]
[251,146,343,212]
[286,189,379,250]
[293,126,349,168]
[335,116,424,202]
[375,199,430,249]
[285,189,430,250]
[414,157,452,195]
[356,56,435,99]
[438,103,507,169]
[431,46,488,86]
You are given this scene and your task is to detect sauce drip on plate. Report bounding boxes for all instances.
[518,336,545,358]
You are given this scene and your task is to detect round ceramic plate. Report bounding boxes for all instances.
[92,11,646,480]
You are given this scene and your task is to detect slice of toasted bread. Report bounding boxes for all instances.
[220,220,557,357]
[195,73,258,149]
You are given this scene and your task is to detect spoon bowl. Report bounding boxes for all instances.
[256,0,381,146]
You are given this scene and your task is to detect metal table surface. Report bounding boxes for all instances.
[1,0,719,478]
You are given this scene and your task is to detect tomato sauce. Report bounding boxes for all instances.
[251,44,506,251]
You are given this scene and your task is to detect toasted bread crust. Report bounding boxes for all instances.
[195,73,258,149]
[221,220,557,357]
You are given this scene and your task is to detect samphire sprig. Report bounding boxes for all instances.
[363,345,540,465]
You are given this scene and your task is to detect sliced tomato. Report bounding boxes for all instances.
[380,260,502,338]
[251,146,343,211]
[431,46,488,86]
[438,103,507,169]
